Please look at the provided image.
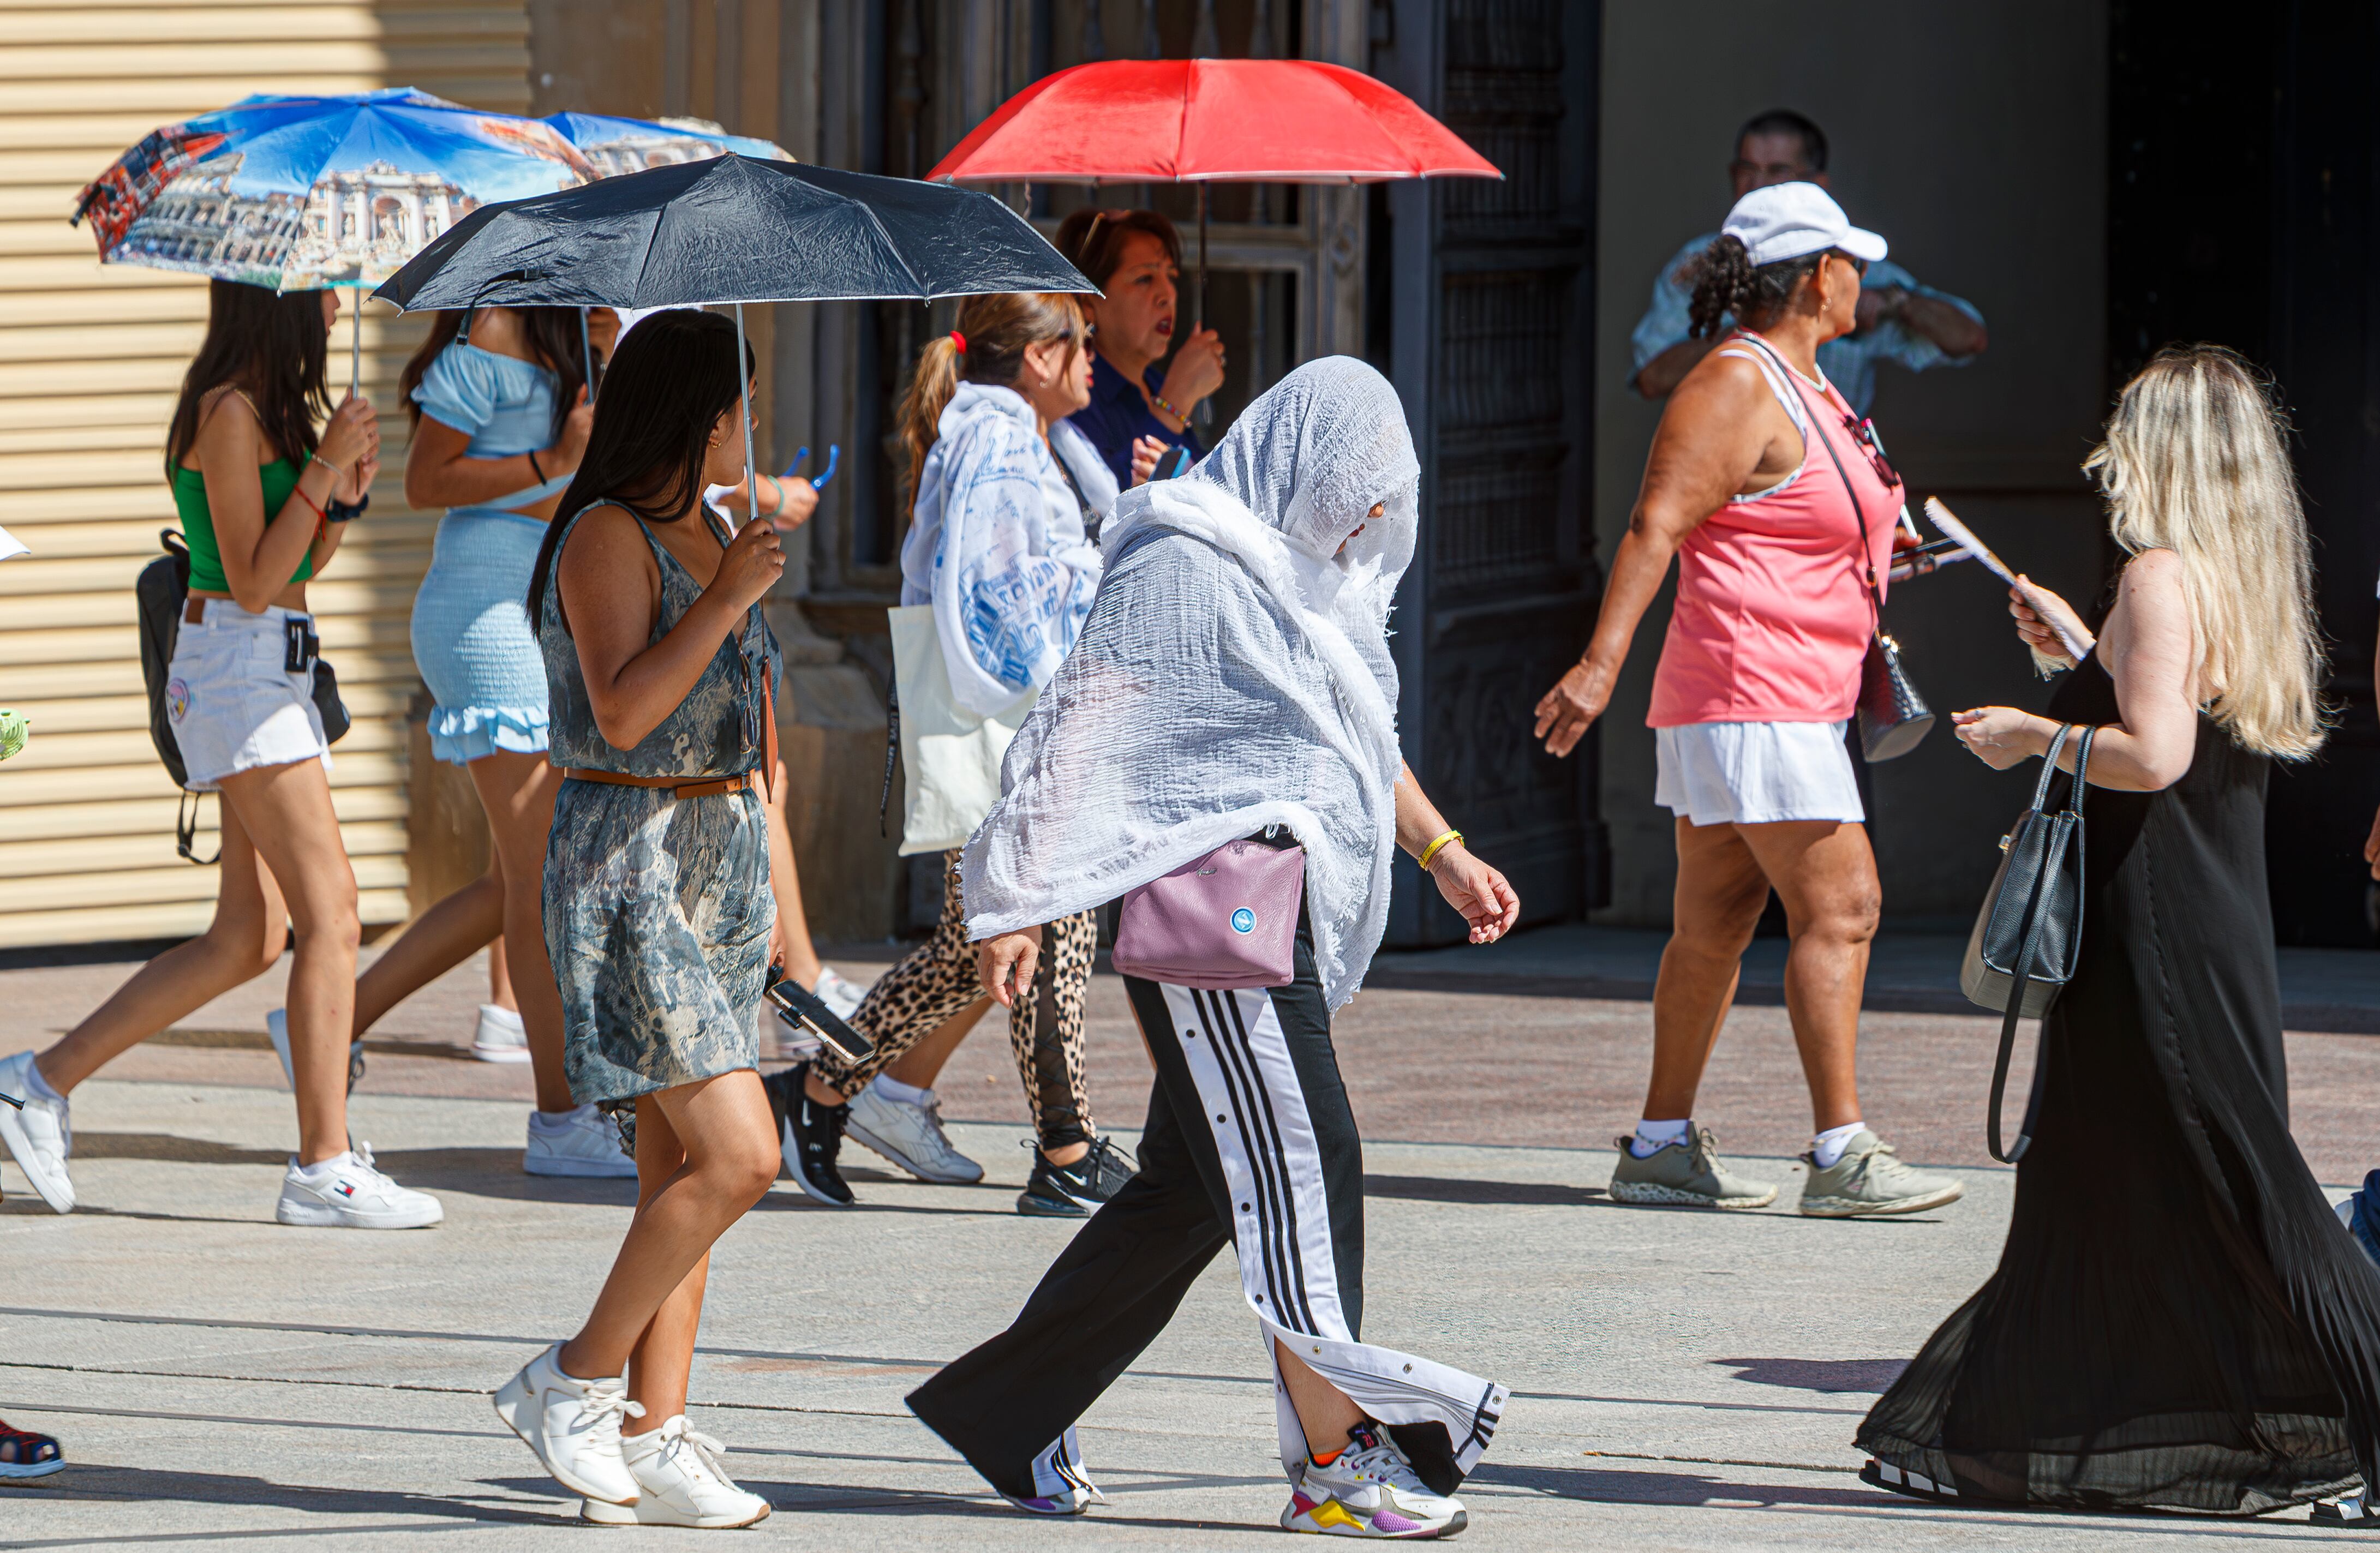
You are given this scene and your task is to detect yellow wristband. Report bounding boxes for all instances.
[1416,830,1462,871]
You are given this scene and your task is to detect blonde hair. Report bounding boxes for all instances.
[2083,345,2325,759]
[895,291,1087,519]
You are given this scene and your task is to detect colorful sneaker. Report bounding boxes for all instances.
[848,1078,983,1184]
[495,1341,640,1505]
[274,1144,444,1229]
[1607,1125,1776,1209]
[579,1415,772,1528]
[1798,1131,1962,1218]
[1000,1427,1102,1515]
[1284,1422,1467,1538]
[471,1004,530,1064]
[0,1418,62,1479]
[767,1064,854,1206]
[1016,1136,1137,1217]
[0,1051,73,1214]
[525,1104,638,1179]
[265,1009,364,1095]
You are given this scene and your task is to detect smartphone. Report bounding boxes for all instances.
[764,970,874,1065]
[1164,445,1193,479]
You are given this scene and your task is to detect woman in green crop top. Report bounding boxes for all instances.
[0,280,443,1232]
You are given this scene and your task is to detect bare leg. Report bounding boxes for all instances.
[760,758,824,989]
[488,930,516,1012]
[37,805,288,1095]
[1641,818,1771,1122]
[1733,820,1878,1132]
[558,1070,777,1383]
[619,1093,708,1433]
[1276,1342,1365,1450]
[351,861,504,1038]
[468,751,575,1114]
[216,758,362,1166]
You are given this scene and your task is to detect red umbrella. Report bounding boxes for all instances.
[926,58,1498,325]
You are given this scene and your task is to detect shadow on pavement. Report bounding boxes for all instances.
[0,1462,566,1527]
[1467,1460,1879,1509]
[1362,1174,1602,1207]
[1714,1357,1908,1394]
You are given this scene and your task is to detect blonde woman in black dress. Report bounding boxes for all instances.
[1860,346,2380,1518]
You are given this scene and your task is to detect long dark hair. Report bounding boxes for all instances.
[1683,235,1829,340]
[526,309,754,627]
[397,305,595,443]
[164,279,330,478]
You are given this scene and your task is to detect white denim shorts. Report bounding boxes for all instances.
[166,599,332,792]
[1654,719,1863,827]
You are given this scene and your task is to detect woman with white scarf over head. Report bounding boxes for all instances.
[764,291,1134,1215]
[908,358,1522,1539]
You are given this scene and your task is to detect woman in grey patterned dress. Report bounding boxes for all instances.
[492,310,790,1529]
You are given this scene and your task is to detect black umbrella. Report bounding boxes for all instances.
[373,153,1095,513]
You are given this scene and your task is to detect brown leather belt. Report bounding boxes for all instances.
[564,768,756,800]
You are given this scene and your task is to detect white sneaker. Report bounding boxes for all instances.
[524,1104,638,1179]
[1283,1422,1468,1538]
[265,1009,364,1095]
[0,1051,73,1214]
[494,1342,641,1504]
[999,1426,1102,1516]
[813,966,865,1021]
[579,1414,772,1528]
[847,1078,983,1184]
[274,1144,444,1229]
[471,1004,530,1063]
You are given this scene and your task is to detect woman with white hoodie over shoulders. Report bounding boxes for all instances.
[764,291,1137,1217]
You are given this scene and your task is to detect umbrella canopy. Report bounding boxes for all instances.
[73,88,593,292]
[543,112,791,176]
[372,153,1093,312]
[924,59,1499,185]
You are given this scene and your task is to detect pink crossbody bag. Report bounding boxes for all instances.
[1111,837,1306,990]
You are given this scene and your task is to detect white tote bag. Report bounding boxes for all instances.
[888,604,1039,856]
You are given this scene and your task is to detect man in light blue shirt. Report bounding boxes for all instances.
[1631,109,1987,413]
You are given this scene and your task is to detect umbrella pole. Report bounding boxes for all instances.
[579,306,596,404]
[735,302,760,524]
[1194,184,1211,429]
[349,291,361,400]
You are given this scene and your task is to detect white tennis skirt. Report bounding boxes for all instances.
[1654,719,1863,827]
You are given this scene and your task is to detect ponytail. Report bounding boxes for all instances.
[1684,233,1826,339]
[895,291,1088,519]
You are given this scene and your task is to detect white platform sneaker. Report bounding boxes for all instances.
[495,1342,641,1505]
[274,1145,444,1229]
[847,1077,983,1184]
[579,1414,772,1528]
[0,1050,73,1213]
[471,1004,530,1063]
[524,1104,638,1179]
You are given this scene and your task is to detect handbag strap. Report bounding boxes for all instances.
[1733,332,1886,631]
[1985,723,2097,1164]
[2027,723,2073,813]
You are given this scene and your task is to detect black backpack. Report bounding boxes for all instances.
[135,528,350,862]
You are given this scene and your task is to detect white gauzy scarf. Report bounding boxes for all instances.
[961,358,1421,1008]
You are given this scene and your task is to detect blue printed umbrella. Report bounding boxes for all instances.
[73,89,594,294]
[542,112,791,176]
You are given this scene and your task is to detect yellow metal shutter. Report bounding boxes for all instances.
[0,2,531,948]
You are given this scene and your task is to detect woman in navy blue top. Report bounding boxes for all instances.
[1053,208,1224,485]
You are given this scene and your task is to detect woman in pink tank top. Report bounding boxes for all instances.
[1532,182,1960,1222]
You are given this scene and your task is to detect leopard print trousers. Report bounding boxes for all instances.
[815,849,1097,1149]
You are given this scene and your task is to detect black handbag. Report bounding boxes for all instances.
[1739,333,1931,760]
[1960,722,2096,1162]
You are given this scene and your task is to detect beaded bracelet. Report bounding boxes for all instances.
[1417,829,1463,871]
[1149,389,1187,423]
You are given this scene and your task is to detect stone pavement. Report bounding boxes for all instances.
[3,929,2379,1548]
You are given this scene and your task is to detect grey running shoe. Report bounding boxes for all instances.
[1798,1131,1962,1218]
[1607,1126,1777,1209]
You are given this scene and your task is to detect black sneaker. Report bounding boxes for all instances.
[1016,1136,1137,1217]
[768,1064,853,1207]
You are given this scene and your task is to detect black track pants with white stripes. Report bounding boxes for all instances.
[907,920,1505,1502]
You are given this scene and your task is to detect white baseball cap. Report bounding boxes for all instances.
[1721,181,1887,267]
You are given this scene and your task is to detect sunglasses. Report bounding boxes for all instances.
[1841,411,1901,490]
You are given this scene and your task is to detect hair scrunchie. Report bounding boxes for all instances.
[949,329,967,354]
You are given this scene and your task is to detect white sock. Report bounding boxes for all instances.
[528,1103,595,1134]
[292,1151,351,1179]
[21,1058,64,1105]
[1810,1121,1866,1168]
[1630,1117,1690,1158]
[872,1074,933,1107]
